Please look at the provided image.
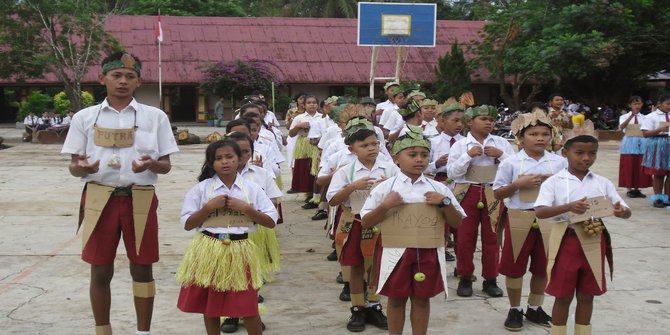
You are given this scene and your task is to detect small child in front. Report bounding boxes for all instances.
[360,127,465,335]
[534,124,631,335]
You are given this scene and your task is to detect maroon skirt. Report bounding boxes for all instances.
[291,158,315,193]
[177,284,259,318]
[619,154,652,188]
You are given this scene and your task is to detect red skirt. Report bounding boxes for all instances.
[619,154,652,188]
[177,284,259,318]
[291,158,315,192]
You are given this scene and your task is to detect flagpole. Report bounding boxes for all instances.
[158,9,163,111]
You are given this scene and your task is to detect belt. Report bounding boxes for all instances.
[435,172,448,177]
[111,186,133,197]
[565,228,577,236]
[201,231,248,241]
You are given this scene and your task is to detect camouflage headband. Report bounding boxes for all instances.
[324,96,339,106]
[464,105,498,120]
[420,99,438,107]
[398,99,422,117]
[406,90,426,100]
[102,53,141,75]
[439,102,464,115]
[392,126,431,155]
[345,118,374,138]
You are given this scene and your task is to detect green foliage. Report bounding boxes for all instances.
[273,94,292,119]
[53,91,95,115]
[289,0,357,18]
[433,40,471,101]
[17,91,51,121]
[200,59,279,100]
[124,0,246,16]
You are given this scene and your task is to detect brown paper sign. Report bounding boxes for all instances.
[625,124,643,137]
[81,183,114,249]
[380,203,445,248]
[94,126,135,148]
[131,185,155,255]
[349,180,382,215]
[202,208,255,227]
[568,196,613,223]
[536,218,553,257]
[507,209,536,262]
[545,220,569,288]
[574,223,605,290]
[484,186,500,233]
[465,164,497,183]
[517,175,549,202]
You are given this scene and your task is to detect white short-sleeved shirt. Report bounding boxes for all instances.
[308,115,336,140]
[326,158,399,207]
[254,138,281,177]
[446,132,514,184]
[379,105,401,131]
[360,172,467,219]
[319,136,347,171]
[640,109,670,135]
[427,133,465,174]
[23,115,39,127]
[180,174,278,234]
[264,111,280,127]
[239,162,283,200]
[318,124,343,150]
[62,115,73,125]
[534,169,628,222]
[289,111,322,135]
[493,150,568,210]
[618,112,646,133]
[421,119,439,138]
[61,99,179,187]
[376,99,393,111]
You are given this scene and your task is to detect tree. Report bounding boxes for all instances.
[0,1,121,114]
[289,0,357,18]
[200,59,279,102]
[124,0,246,16]
[17,91,51,121]
[433,40,471,102]
[54,91,95,115]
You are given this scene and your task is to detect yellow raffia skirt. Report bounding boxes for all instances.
[176,233,263,292]
[248,226,282,283]
[293,135,320,176]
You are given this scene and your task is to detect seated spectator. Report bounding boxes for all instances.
[23,111,40,134]
[62,111,75,125]
[38,112,51,130]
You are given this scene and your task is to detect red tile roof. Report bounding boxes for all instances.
[4,16,490,85]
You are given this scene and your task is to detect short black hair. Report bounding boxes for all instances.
[226,118,251,133]
[563,135,598,150]
[548,93,564,101]
[239,103,260,114]
[524,101,548,114]
[657,92,670,104]
[345,129,377,146]
[226,131,255,153]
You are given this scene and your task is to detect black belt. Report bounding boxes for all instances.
[201,231,248,241]
[111,186,133,197]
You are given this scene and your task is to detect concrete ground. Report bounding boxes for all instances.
[0,125,669,335]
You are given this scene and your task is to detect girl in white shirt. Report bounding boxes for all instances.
[618,96,652,198]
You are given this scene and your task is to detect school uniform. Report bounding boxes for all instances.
[534,169,628,298]
[360,172,466,298]
[446,132,514,279]
[23,115,39,133]
[618,112,652,188]
[493,150,567,278]
[176,174,278,317]
[421,119,439,138]
[308,114,336,141]
[289,111,322,192]
[427,133,465,177]
[640,109,670,175]
[61,98,179,265]
[379,105,401,133]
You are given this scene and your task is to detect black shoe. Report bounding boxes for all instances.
[304,195,313,203]
[504,308,524,331]
[336,272,344,284]
[286,189,298,194]
[312,209,328,220]
[261,321,266,331]
[653,199,667,208]
[302,202,319,209]
[525,306,552,327]
[457,278,473,297]
[634,189,646,198]
[220,317,239,333]
[339,282,351,301]
[347,306,366,332]
[258,294,264,303]
[627,190,637,198]
[327,249,338,261]
[483,279,503,297]
[444,250,456,261]
[364,304,388,330]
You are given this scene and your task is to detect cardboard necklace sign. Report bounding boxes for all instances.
[380,203,445,248]
[202,208,255,228]
[568,196,613,223]
[465,164,497,183]
[93,126,136,148]
[625,124,643,137]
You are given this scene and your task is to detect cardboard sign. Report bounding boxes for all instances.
[625,124,643,137]
[574,222,605,290]
[202,208,254,228]
[380,203,445,248]
[568,196,613,223]
[465,164,497,183]
[349,180,382,215]
[94,126,135,148]
[506,209,536,262]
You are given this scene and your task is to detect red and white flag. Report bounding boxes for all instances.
[155,15,163,43]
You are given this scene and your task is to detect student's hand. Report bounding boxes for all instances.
[299,122,310,129]
[613,201,627,218]
[568,197,590,214]
[252,155,263,167]
[205,195,228,212]
[72,155,100,175]
[514,174,543,189]
[424,191,445,206]
[351,177,376,190]
[382,191,404,209]
[435,154,449,168]
[225,197,252,214]
[659,124,670,132]
[484,146,503,158]
[309,138,320,145]
[467,146,483,157]
[131,155,154,173]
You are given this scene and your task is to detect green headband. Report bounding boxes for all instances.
[398,99,421,117]
[440,102,464,116]
[464,104,498,120]
[102,53,141,75]
[406,90,426,100]
[392,126,431,155]
[324,96,338,106]
[345,118,374,138]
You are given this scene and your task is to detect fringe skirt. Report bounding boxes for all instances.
[248,225,282,283]
[619,135,646,155]
[642,137,670,175]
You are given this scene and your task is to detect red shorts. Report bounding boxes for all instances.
[177,284,259,318]
[339,216,377,267]
[81,192,159,265]
[498,215,547,278]
[545,232,606,298]
[374,239,444,299]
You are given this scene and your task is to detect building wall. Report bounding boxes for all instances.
[134,85,160,108]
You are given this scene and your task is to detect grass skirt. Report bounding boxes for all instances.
[176,233,263,292]
[293,136,320,176]
[248,225,282,282]
[641,137,670,172]
[620,135,646,155]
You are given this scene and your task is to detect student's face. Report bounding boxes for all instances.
[305,98,318,113]
[421,105,436,121]
[323,103,335,114]
[213,146,240,177]
[297,95,305,106]
[393,94,406,106]
[393,147,430,177]
[438,111,463,136]
[630,101,643,113]
[235,140,252,168]
[386,86,398,99]
[562,142,598,173]
[230,125,250,135]
[349,134,380,163]
[99,68,141,100]
[519,125,551,155]
[248,122,259,140]
[658,99,670,113]
[466,115,494,136]
[550,96,564,110]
